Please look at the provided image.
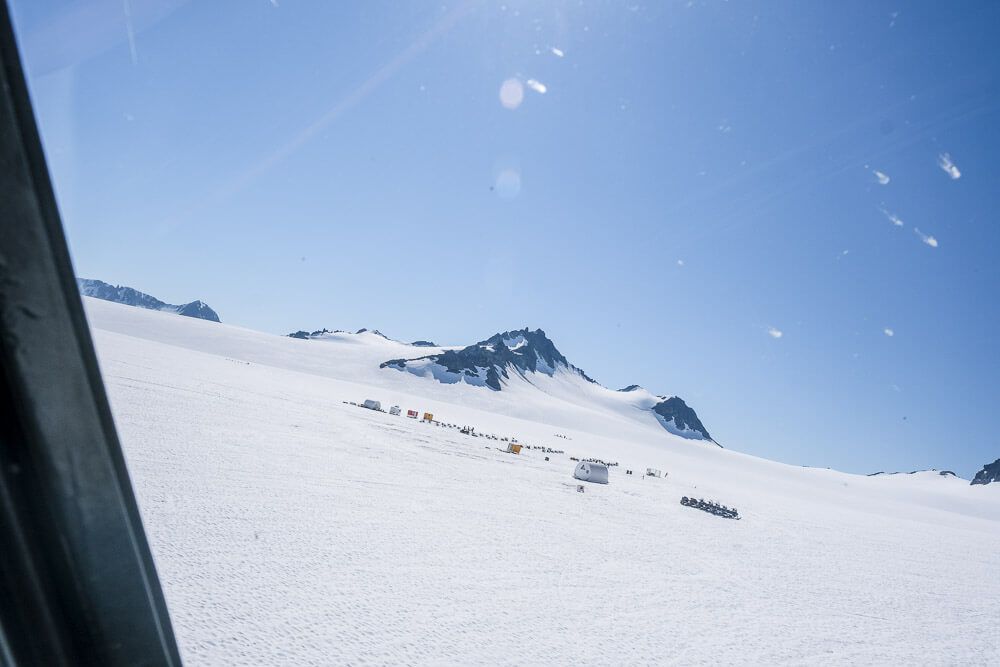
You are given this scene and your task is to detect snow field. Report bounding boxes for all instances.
[87,299,1000,665]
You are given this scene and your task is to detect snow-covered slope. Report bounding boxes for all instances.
[92,299,709,447]
[376,326,715,441]
[83,297,1000,665]
[380,327,592,390]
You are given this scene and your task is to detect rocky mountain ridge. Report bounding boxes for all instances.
[78,278,220,322]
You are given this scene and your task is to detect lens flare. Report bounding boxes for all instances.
[499,78,524,109]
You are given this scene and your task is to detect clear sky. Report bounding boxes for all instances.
[11,1,1000,477]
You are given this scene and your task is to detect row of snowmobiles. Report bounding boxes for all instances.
[680,496,740,520]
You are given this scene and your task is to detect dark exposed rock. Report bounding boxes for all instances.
[381,326,714,443]
[411,340,437,347]
[174,300,217,320]
[78,278,220,322]
[971,459,1000,486]
[288,328,336,339]
[868,469,959,477]
[355,328,389,339]
[652,396,712,441]
[381,328,585,391]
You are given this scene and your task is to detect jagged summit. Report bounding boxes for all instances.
[652,396,714,442]
[282,320,717,445]
[379,326,714,444]
[971,459,1000,486]
[380,327,594,391]
[78,278,220,322]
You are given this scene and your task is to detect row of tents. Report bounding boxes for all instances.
[359,399,433,422]
[358,399,527,446]
[354,397,737,516]
[573,463,667,485]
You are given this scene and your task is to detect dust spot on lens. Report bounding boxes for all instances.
[494,169,521,198]
[499,78,524,109]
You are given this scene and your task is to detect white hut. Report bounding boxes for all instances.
[389,405,401,416]
[574,461,609,484]
[646,468,663,478]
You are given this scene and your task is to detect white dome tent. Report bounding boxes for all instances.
[573,461,609,484]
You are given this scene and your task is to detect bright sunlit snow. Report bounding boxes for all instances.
[84,299,1000,665]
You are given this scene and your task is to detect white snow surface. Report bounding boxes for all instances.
[83,298,1000,665]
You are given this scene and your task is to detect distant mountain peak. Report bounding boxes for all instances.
[381,326,594,391]
[378,325,714,445]
[78,278,220,322]
[175,300,220,321]
[285,327,432,343]
[652,396,713,442]
[355,328,389,339]
[868,469,957,477]
[971,458,1000,486]
[288,328,336,340]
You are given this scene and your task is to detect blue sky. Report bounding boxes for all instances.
[11,1,1000,477]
